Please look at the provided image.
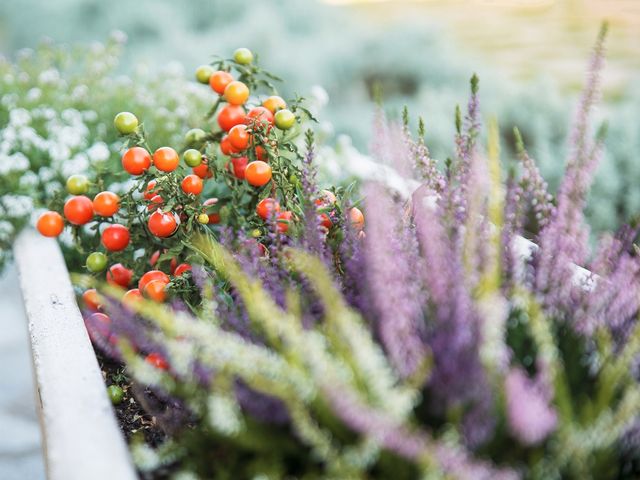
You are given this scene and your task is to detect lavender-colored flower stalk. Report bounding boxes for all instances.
[363,182,428,380]
[505,367,557,445]
[299,132,327,258]
[533,26,607,317]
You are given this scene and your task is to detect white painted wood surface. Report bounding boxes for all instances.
[14,229,137,480]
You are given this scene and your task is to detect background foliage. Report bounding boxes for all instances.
[1,0,639,235]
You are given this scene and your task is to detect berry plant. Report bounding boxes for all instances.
[37,48,361,313]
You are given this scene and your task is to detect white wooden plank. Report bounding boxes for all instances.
[14,228,137,480]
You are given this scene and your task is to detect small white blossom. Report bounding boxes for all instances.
[109,30,128,44]
[17,127,40,145]
[61,108,82,124]
[0,221,14,243]
[81,110,98,123]
[1,93,18,108]
[25,88,42,102]
[19,171,39,189]
[38,166,56,182]
[9,108,31,127]
[38,68,60,85]
[310,85,329,108]
[1,194,34,218]
[7,152,29,173]
[61,153,89,177]
[48,143,70,163]
[71,85,89,102]
[86,142,110,162]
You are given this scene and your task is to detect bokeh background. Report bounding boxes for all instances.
[3,0,638,229]
[0,1,638,479]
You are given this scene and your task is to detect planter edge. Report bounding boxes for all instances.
[14,228,137,480]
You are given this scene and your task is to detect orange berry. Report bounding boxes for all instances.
[209,70,233,95]
[92,191,120,217]
[224,81,250,105]
[37,211,64,237]
[153,147,179,172]
[122,147,151,175]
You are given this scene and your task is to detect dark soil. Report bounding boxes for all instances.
[97,352,176,479]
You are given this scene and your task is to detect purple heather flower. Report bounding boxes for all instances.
[517,145,555,231]
[412,183,495,446]
[370,108,414,179]
[339,203,369,314]
[363,182,428,380]
[299,135,328,258]
[532,29,608,318]
[505,367,557,445]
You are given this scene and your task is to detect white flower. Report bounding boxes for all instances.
[17,127,40,145]
[0,152,28,175]
[0,141,11,155]
[48,143,70,163]
[26,88,42,102]
[44,181,63,198]
[0,195,34,218]
[71,85,89,102]
[19,171,39,189]
[1,126,17,144]
[310,85,329,108]
[9,108,31,127]
[82,110,98,123]
[61,153,89,177]
[38,68,60,85]
[175,105,189,119]
[38,166,56,182]
[10,152,29,171]
[0,221,14,243]
[1,93,18,108]
[61,108,82,124]
[32,107,56,120]
[87,142,110,163]
[109,30,128,44]
[107,178,136,194]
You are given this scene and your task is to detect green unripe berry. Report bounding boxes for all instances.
[233,48,253,65]
[274,109,296,130]
[107,385,124,405]
[66,174,89,195]
[197,213,210,224]
[86,252,108,272]
[185,128,206,145]
[251,228,262,238]
[195,65,215,84]
[183,149,202,167]
[113,112,138,135]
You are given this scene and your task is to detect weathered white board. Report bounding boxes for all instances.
[14,229,137,480]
